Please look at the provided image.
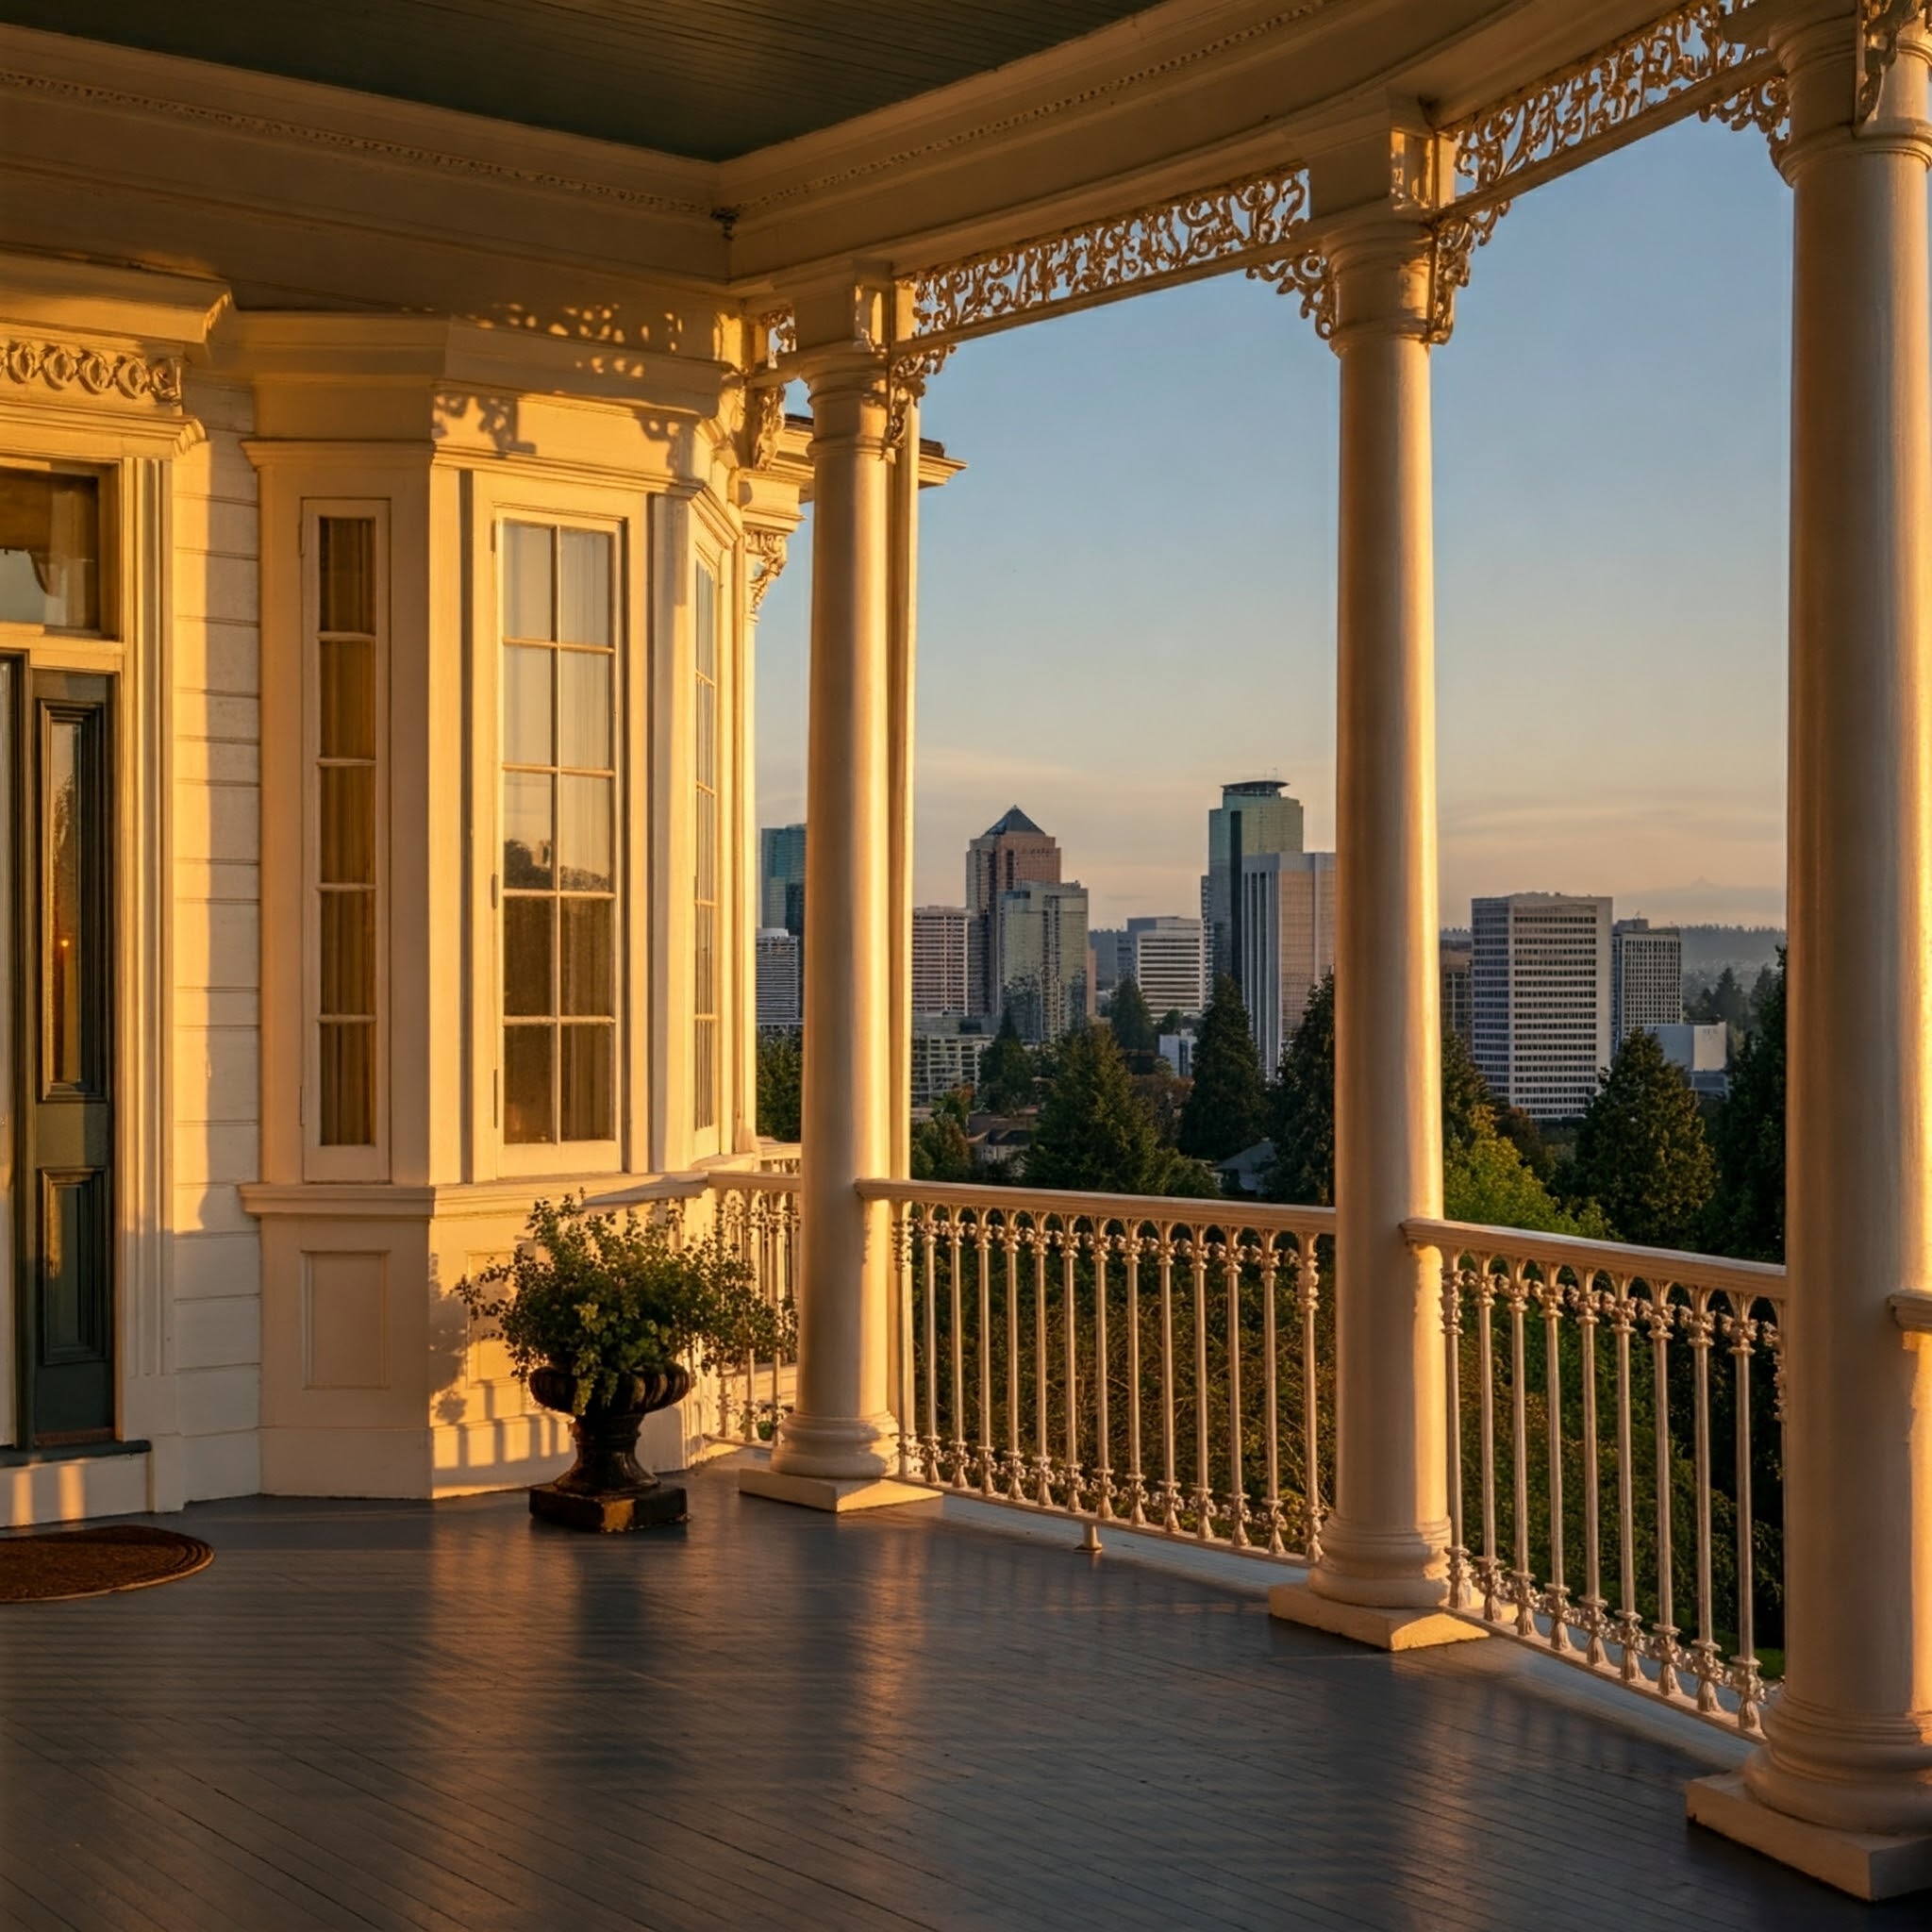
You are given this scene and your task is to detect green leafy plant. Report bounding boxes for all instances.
[456,1196,792,1413]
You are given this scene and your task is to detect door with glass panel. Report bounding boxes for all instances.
[20,671,115,1442]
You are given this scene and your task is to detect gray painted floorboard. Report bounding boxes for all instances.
[0,1458,1909,1929]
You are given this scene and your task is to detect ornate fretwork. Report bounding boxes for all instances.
[1445,2,1787,209]
[741,383,787,471]
[886,343,951,449]
[910,166,1309,342]
[1244,242,1335,339]
[1424,204,1507,346]
[745,528,789,613]
[1859,0,1928,122]
[3,337,182,407]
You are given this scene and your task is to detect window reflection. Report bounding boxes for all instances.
[0,470,100,630]
[46,719,84,1087]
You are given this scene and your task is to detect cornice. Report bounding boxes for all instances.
[0,25,717,223]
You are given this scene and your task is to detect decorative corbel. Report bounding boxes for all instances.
[886,343,950,450]
[1858,0,1926,121]
[746,527,789,614]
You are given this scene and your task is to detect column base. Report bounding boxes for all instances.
[1688,1773,1932,1901]
[1269,1580,1488,1652]
[738,1466,942,1513]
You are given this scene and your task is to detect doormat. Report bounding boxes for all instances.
[0,1524,214,1604]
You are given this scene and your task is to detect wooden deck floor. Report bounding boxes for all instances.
[0,1457,1907,1931]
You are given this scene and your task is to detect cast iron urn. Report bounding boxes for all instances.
[526,1364,691,1532]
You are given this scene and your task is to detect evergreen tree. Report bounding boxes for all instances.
[976,1008,1035,1114]
[911,1109,974,1182]
[1570,1029,1716,1248]
[1158,1008,1185,1037]
[1266,972,1336,1205]
[1177,975,1268,1161]
[1023,1023,1166,1195]
[756,1030,801,1142]
[1108,976,1158,1056]
[1707,949,1786,1262]
[1441,1027,1491,1154]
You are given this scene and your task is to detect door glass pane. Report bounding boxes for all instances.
[502,645,553,766]
[557,650,609,771]
[558,774,611,892]
[319,637,375,759]
[560,899,612,1017]
[558,530,611,645]
[320,893,375,1014]
[319,767,375,884]
[320,1023,373,1145]
[319,518,375,634]
[504,524,553,641]
[560,1024,612,1141]
[503,772,554,889]
[46,718,84,1087]
[503,897,554,1017]
[504,1024,554,1143]
[0,471,99,630]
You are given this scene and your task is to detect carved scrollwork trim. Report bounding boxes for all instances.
[1243,243,1334,339]
[746,528,789,614]
[1445,1,1787,205]
[1424,203,1507,346]
[741,383,787,471]
[886,343,951,449]
[910,165,1309,341]
[1858,0,1928,123]
[2,337,183,407]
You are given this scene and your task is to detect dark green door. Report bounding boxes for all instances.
[21,669,114,1444]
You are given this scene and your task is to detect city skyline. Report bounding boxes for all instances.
[753,112,1790,931]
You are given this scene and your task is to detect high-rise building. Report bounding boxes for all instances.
[1090,927,1127,994]
[759,824,806,934]
[911,905,970,1017]
[1612,917,1684,1044]
[996,878,1090,1044]
[1441,938,1474,1046]
[1125,915,1207,1018]
[755,927,802,1031]
[966,806,1061,1018]
[1472,893,1614,1122]
[1204,780,1305,982]
[1240,852,1336,1074]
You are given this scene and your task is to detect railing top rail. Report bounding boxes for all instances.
[858,1176,1336,1234]
[708,1170,802,1195]
[1405,1215,1787,1301]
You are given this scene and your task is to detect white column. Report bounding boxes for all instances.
[887,396,920,1180]
[1271,219,1471,1648]
[1724,11,1932,1855]
[743,348,930,1511]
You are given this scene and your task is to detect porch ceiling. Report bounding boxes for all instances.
[0,0,1167,162]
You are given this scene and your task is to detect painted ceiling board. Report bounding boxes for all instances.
[0,0,1170,161]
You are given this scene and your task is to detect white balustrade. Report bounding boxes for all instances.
[858,1179,1336,1560]
[706,1170,801,1443]
[1409,1216,1788,1736]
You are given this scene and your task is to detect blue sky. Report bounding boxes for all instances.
[755,114,1793,930]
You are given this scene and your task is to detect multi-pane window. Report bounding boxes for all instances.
[502,522,616,1145]
[692,561,719,1133]
[316,517,378,1146]
[0,467,99,630]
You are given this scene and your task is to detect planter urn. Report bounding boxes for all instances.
[526,1364,691,1532]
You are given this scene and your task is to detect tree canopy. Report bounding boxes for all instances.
[911,1087,975,1182]
[1108,976,1158,1056]
[1177,975,1268,1163]
[1570,1028,1716,1248]
[976,1008,1036,1114]
[1024,1023,1168,1195]
[1266,972,1335,1205]
[756,1030,801,1142]
[1705,948,1785,1262]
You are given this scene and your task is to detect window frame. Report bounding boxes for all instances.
[482,494,635,1181]
[300,498,391,1182]
[0,458,118,646]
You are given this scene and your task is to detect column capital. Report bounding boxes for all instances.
[1768,3,1932,179]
